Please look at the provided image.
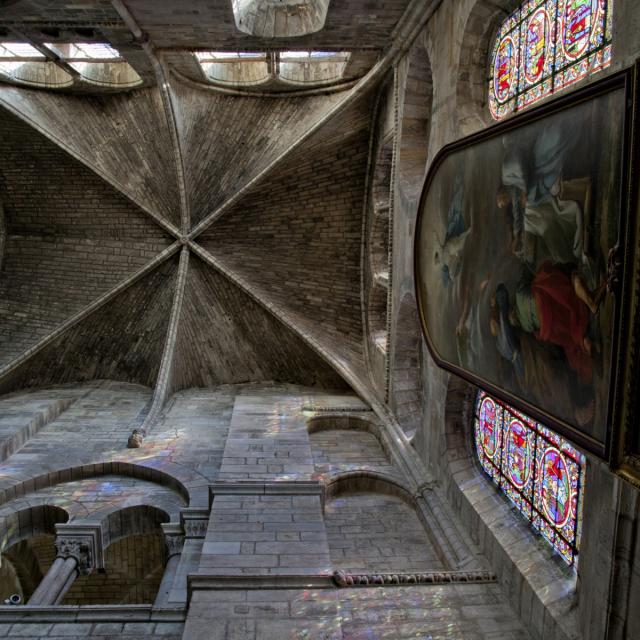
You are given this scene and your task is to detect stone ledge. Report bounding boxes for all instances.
[332,569,498,587]
[180,507,209,539]
[210,480,322,501]
[187,573,334,595]
[0,605,186,623]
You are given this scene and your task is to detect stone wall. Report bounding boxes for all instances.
[397,1,640,639]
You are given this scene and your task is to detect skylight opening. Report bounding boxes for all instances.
[278,50,350,85]
[45,42,122,61]
[0,41,73,87]
[0,41,140,88]
[0,42,45,58]
[231,0,331,38]
[280,51,348,60]
[194,50,351,89]
[195,51,266,62]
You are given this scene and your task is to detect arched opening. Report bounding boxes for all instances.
[455,1,520,136]
[0,537,53,604]
[62,505,170,605]
[324,474,445,573]
[62,533,165,605]
[307,415,394,478]
[390,292,423,439]
[365,135,393,395]
[0,505,68,604]
[397,31,433,203]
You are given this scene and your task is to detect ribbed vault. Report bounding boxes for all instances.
[0,108,174,366]
[0,69,380,443]
[0,87,181,230]
[171,82,350,227]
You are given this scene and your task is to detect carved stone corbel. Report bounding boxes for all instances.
[180,507,209,539]
[161,522,185,558]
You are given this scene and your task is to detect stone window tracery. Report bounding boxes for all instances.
[489,0,613,120]
[474,390,586,566]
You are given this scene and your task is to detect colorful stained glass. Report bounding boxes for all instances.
[561,0,596,60]
[494,36,518,103]
[489,0,613,120]
[523,8,551,85]
[473,391,586,566]
[504,418,533,489]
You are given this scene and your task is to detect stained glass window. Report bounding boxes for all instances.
[489,0,613,119]
[474,390,586,566]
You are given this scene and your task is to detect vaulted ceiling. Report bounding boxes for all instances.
[0,0,432,420]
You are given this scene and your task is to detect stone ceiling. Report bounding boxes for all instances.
[0,0,434,438]
[0,79,374,396]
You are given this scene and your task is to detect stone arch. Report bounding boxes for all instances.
[0,545,41,603]
[0,504,68,604]
[364,79,395,398]
[389,291,423,439]
[324,471,414,504]
[455,0,520,136]
[0,461,190,512]
[307,414,382,439]
[60,505,171,606]
[436,374,580,639]
[64,532,166,605]
[323,471,446,573]
[0,504,68,553]
[97,504,171,550]
[397,28,433,203]
[307,417,398,479]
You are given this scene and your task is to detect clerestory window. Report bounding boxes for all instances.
[45,42,141,88]
[474,390,586,566]
[0,41,72,87]
[489,0,613,120]
[0,41,141,89]
[194,50,351,88]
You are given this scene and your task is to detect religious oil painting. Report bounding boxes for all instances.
[415,72,633,455]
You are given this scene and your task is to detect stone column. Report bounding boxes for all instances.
[154,523,185,608]
[29,538,91,605]
[28,523,103,606]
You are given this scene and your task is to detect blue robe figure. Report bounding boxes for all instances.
[436,174,470,287]
[493,284,525,380]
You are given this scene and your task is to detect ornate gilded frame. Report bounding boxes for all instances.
[610,63,640,484]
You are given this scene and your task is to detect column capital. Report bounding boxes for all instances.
[55,523,104,575]
[180,507,209,539]
[161,522,185,557]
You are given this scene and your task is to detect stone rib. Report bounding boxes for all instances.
[187,87,360,239]
[128,245,190,446]
[0,96,182,239]
[111,0,189,233]
[188,242,376,406]
[144,53,190,235]
[187,0,440,239]
[0,242,181,383]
